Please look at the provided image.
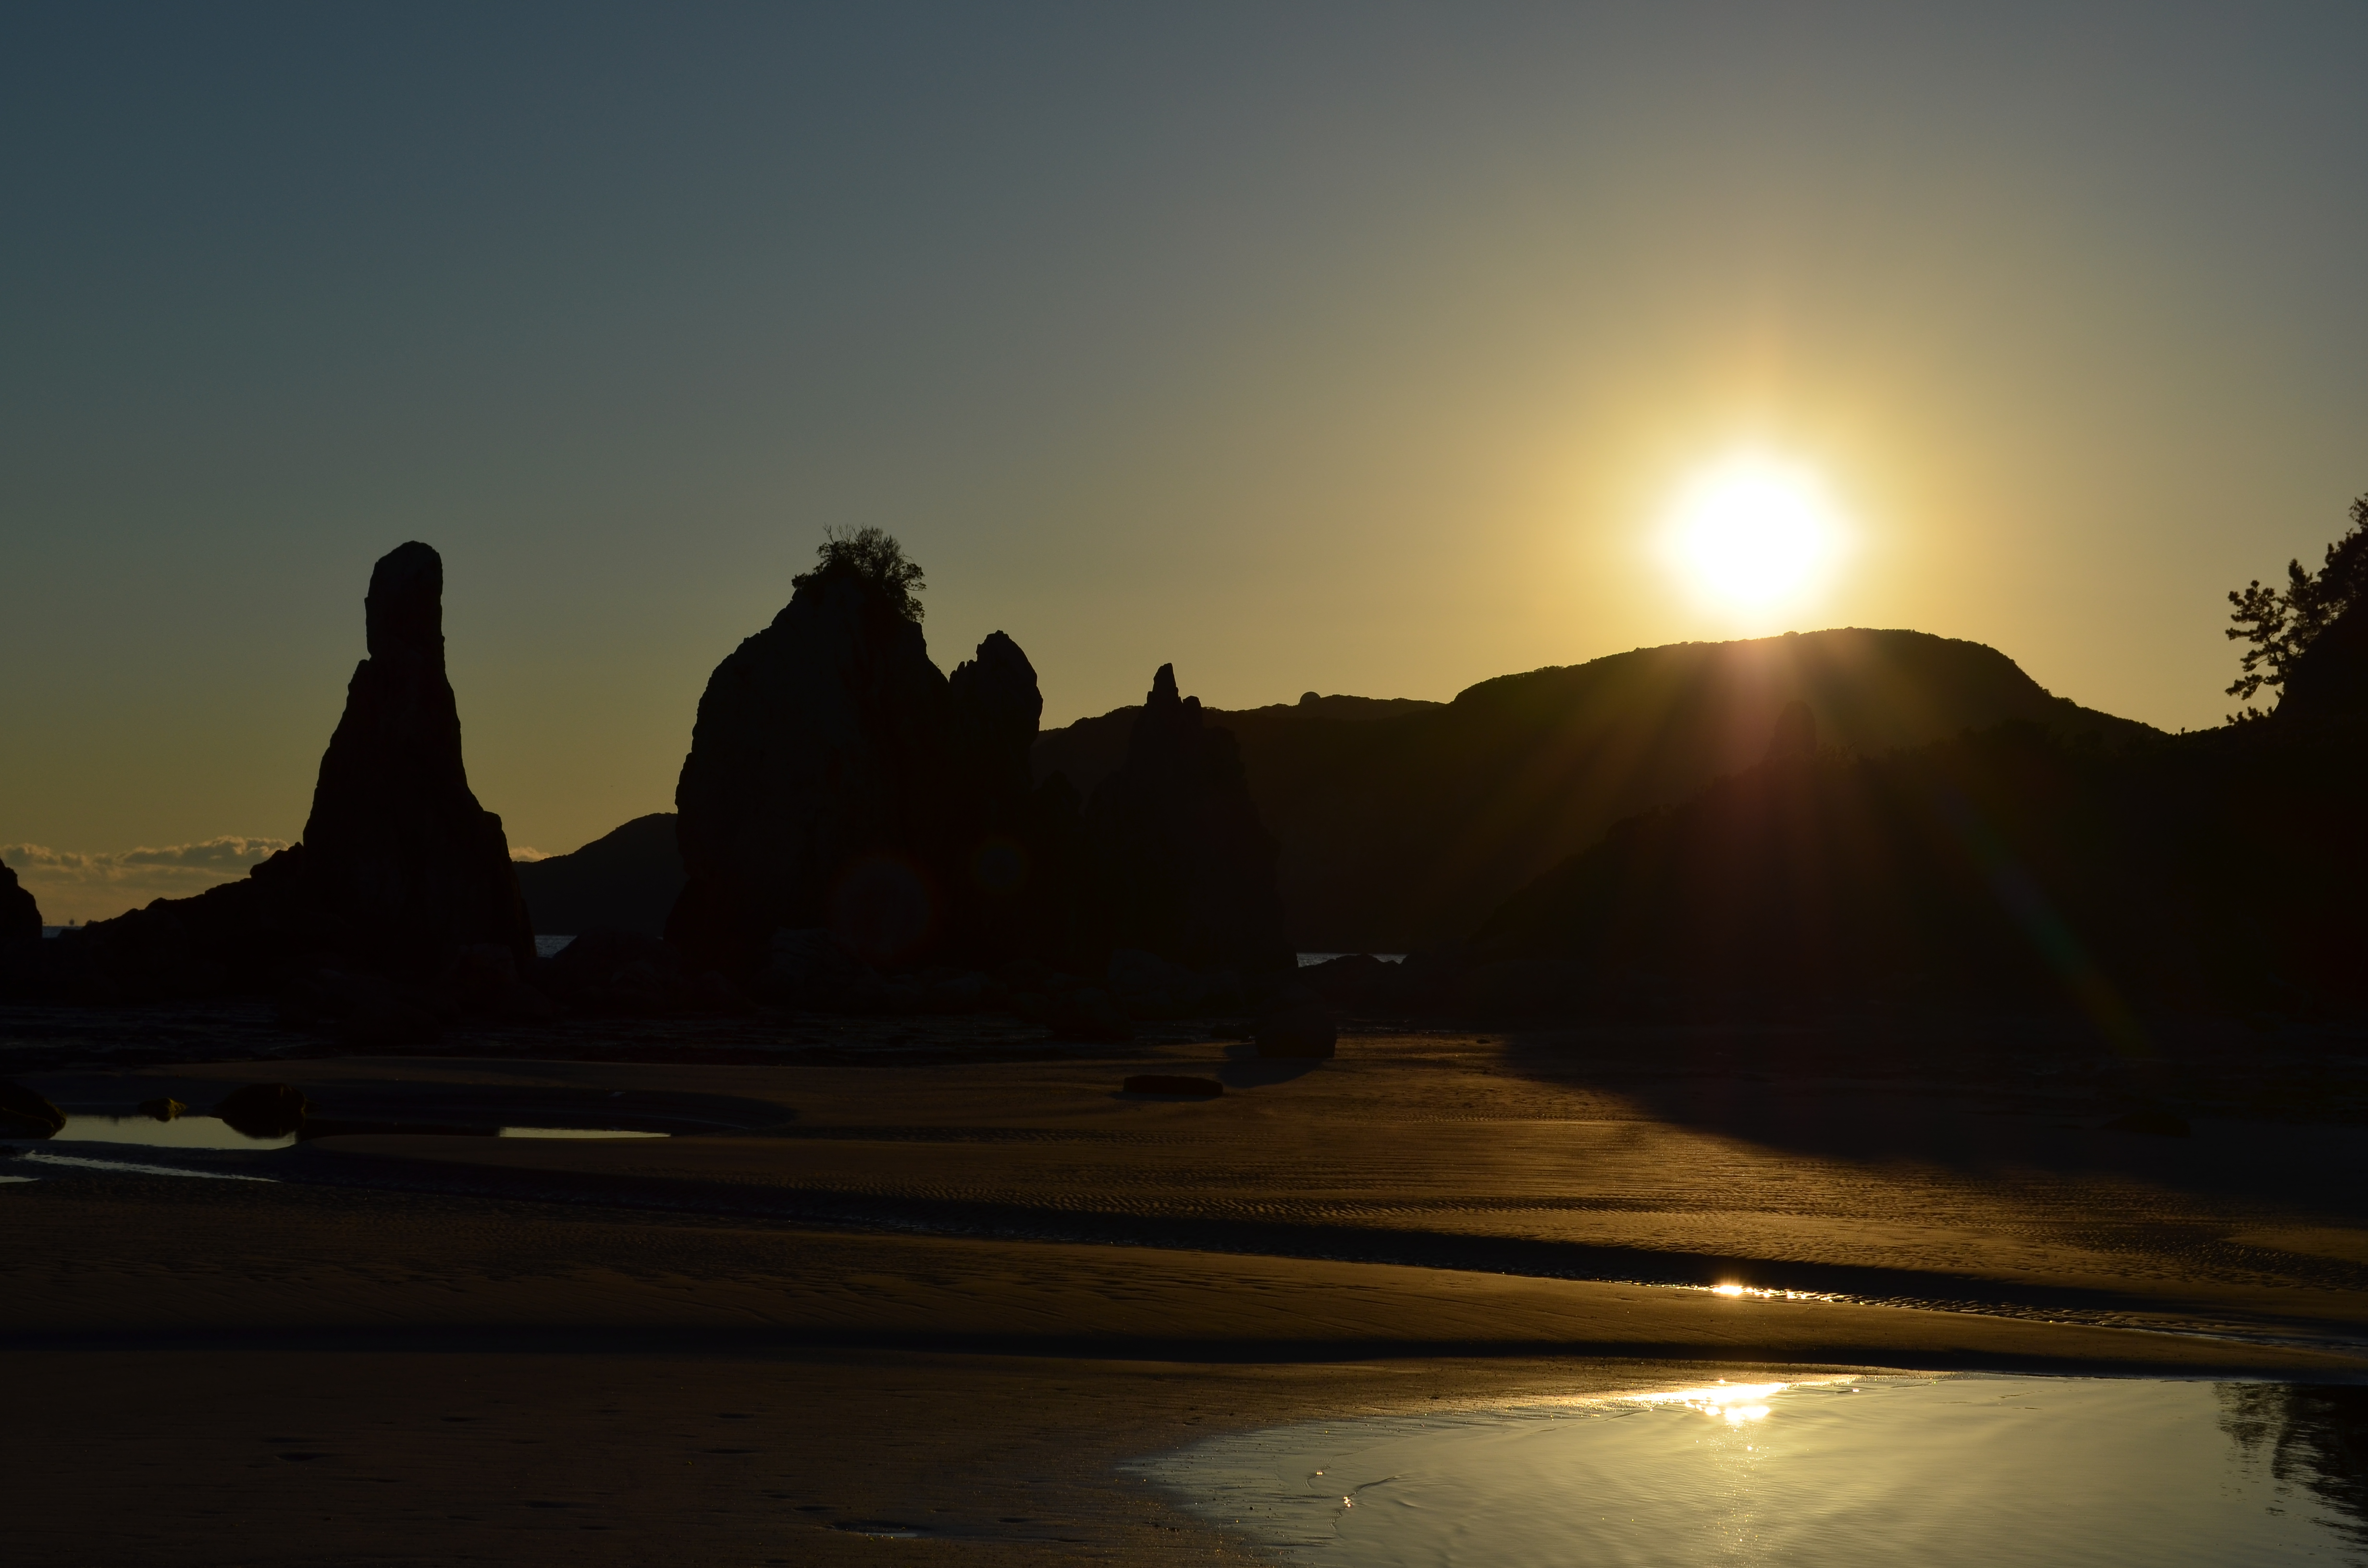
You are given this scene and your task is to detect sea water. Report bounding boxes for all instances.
[1143,1375,2367,1566]
[50,1114,296,1150]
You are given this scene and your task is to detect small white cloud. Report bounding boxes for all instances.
[2,836,292,924]
[510,846,554,862]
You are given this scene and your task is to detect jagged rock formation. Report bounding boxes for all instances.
[667,564,961,976]
[1035,628,2158,951]
[942,631,1095,967]
[0,1079,65,1138]
[664,532,1099,978]
[666,550,1295,987]
[297,542,534,977]
[0,864,39,995]
[51,542,533,999]
[947,631,1042,807]
[1084,665,1290,974]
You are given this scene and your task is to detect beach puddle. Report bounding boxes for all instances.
[50,1115,296,1151]
[9,1116,670,1152]
[14,1152,274,1181]
[831,1520,929,1539]
[1143,1375,2368,1565]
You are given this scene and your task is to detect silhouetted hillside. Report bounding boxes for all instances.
[1034,629,2155,951]
[515,813,684,938]
[1036,692,1443,803]
[1470,713,2368,1018]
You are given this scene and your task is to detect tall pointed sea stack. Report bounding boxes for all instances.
[298,541,534,977]
[1085,664,1290,973]
[53,541,533,998]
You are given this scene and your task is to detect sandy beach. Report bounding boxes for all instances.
[6,1024,2364,1563]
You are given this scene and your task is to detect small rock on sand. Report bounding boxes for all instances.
[0,1079,66,1138]
[214,1083,312,1139]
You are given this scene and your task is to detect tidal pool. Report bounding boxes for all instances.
[52,1115,296,1150]
[1142,1375,2368,1566]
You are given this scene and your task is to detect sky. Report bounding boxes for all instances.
[4,2,2366,920]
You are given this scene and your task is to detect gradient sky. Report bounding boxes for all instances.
[5,3,2366,919]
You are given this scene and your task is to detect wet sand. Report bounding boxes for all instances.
[5,1026,2365,1563]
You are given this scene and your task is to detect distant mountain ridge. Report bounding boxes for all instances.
[522,628,2158,953]
[1034,628,2157,952]
[514,813,684,938]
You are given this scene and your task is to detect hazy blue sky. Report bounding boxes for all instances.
[5,3,2366,918]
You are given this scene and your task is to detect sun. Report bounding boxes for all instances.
[1661,453,1848,612]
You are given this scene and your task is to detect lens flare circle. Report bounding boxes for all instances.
[1663,455,1846,610]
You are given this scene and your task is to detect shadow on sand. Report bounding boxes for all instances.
[1494,1024,2368,1223]
[1216,1042,1324,1090]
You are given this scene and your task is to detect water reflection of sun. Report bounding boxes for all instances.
[1634,1380,1787,1424]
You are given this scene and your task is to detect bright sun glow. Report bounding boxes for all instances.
[1662,453,1848,612]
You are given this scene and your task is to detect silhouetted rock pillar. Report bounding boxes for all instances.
[943,631,1081,963]
[298,542,534,979]
[1085,665,1291,973]
[947,632,1042,807]
[0,863,40,995]
[668,569,954,976]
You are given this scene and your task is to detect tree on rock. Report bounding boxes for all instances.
[2227,493,2368,716]
[794,526,927,622]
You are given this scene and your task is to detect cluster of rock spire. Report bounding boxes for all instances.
[8,537,1295,1016]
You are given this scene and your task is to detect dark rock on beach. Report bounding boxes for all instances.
[0,1079,67,1138]
[214,1083,311,1139]
[49,542,539,1003]
[1085,665,1290,976]
[277,968,444,1046]
[666,532,1123,983]
[757,928,876,1010]
[1104,947,1243,1019]
[1250,989,1336,1059]
[0,863,40,995]
[540,929,683,1015]
[1044,988,1133,1042]
[1297,953,1394,1011]
[298,542,536,978]
[667,549,968,977]
[138,1097,187,1122]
